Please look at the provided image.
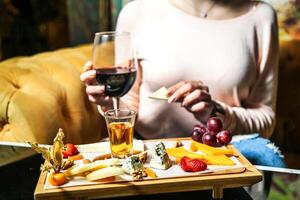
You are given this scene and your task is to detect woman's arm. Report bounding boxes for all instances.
[217,7,279,138]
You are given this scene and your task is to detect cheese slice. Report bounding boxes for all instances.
[149,87,169,100]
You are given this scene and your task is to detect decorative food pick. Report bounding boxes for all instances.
[150,142,172,170]
[148,86,169,100]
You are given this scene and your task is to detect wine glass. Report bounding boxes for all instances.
[92,31,137,110]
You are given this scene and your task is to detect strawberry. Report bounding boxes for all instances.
[180,156,207,172]
[62,151,71,158]
[181,156,191,163]
[62,143,79,158]
[187,159,207,172]
[180,156,192,172]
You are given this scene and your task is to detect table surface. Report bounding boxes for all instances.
[34,138,262,200]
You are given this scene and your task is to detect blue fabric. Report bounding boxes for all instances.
[232,134,286,168]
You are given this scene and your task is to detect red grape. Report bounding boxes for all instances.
[216,130,232,145]
[192,125,208,143]
[191,130,204,143]
[202,132,217,146]
[207,117,223,134]
[213,140,222,147]
[194,124,208,135]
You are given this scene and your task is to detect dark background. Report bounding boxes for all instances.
[0,0,115,60]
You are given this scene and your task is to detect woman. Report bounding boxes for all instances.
[80,0,279,140]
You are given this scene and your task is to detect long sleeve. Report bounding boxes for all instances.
[218,9,279,138]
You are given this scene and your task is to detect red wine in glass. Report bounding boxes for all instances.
[95,67,137,97]
[93,31,136,110]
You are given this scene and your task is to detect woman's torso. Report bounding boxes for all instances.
[123,0,273,139]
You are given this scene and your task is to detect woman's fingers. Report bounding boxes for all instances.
[83,61,93,71]
[88,93,112,106]
[80,61,113,109]
[80,61,96,85]
[168,82,191,103]
[190,101,214,122]
[168,81,208,95]
[80,70,96,84]
[88,94,98,103]
[168,81,210,103]
[188,101,209,112]
[182,89,211,107]
[167,81,186,96]
[85,85,109,105]
[86,85,105,95]
[167,80,214,121]
[168,82,198,103]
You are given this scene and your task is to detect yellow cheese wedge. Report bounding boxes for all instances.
[167,147,234,166]
[144,167,157,178]
[190,141,234,156]
[167,147,203,159]
[203,155,235,166]
[149,87,169,100]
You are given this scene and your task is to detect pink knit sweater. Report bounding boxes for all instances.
[117,0,279,139]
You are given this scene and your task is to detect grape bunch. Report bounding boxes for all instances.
[191,117,232,146]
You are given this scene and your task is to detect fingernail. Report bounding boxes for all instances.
[84,61,92,68]
[168,96,176,103]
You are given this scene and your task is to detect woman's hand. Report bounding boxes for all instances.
[167,80,214,123]
[79,61,113,112]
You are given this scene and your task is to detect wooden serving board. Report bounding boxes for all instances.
[34,138,262,200]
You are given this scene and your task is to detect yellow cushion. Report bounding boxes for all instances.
[0,45,107,144]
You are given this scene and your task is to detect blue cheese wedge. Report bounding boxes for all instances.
[150,142,172,170]
[122,155,143,175]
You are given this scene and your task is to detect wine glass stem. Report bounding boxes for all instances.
[113,97,120,110]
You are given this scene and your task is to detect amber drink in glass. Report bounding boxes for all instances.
[104,109,136,158]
